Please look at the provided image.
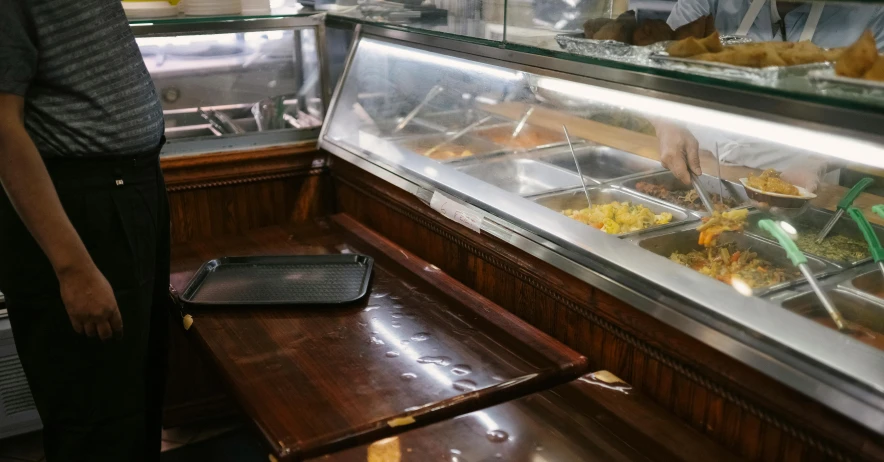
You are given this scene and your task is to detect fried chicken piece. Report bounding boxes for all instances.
[668,36,709,57]
[632,19,672,46]
[836,30,878,78]
[864,56,884,81]
[725,44,786,67]
[583,18,611,39]
[593,21,631,42]
[779,41,827,66]
[823,47,845,62]
[673,15,711,40]
[699,31,723,53]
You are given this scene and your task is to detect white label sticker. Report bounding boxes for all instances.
[430,191,483,233]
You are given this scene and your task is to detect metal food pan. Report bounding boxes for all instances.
[617,171,750,214]
[532,187,696,238]
[394,133,505,164]
[633,228,837,296]
[415,110,506,132]
[745,207,884,267]
[843,270,884,301]
[537,145,664,183]
[471,123,567,152]
[456,158,582,197]
[781,288,884,349]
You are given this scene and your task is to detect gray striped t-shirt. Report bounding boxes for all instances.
[0,0,164,157]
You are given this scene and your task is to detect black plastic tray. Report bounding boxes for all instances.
[180,255,374,307]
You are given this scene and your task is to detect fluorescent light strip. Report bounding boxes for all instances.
[361,39,523,82]
[535,77,884,170]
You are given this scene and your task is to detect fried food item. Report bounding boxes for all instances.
[670,243,797,288]
[632,19,672,46]
[696,209,748,247]
[583,17,611,39]
[823,47,845,62]
[780,41,827,66]
[673,15,713,40]
[864,56,884,81]
[699,31,723,53]
[635,181,740,212]
[836,30,878,78]
[476,126,561,149]
[746,169,800,196]
[668,36,709,58]
[593,20,632,42]
[561,201,672,235]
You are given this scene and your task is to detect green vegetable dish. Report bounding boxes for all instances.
[792,224,870,263]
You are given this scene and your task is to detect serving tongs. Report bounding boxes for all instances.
[198,107,245,135]
[393,85,444,134]
[424,116,492,158]
[758,219,847,331]
[563,125,592,208]
[691,172,717,215]
[510,106,535,140]
[815,177,873,244]
[847,206,884,287]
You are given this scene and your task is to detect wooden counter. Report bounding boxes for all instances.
[315,371,740,462]
[169,215,587,460]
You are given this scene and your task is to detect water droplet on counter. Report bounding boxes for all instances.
[450,365,472,376]
[400,372,417,381]
[452,379,477,392]
[449,448,468,462]
[535,443,544,452]
[364,306,380,312]
[385,351,400,358]
[495,453,502,459]
[486,430,509,443]
[391,312,404,319]
[411,332,431,342]
[391,321,402,328]
[417,356,452,366]
[371,293,388,299]
[370,336,385,346]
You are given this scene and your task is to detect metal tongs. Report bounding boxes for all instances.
[198,107,245,135]
[563,125,592,208]
[393,85,444,134]
[424,116,492,158]
[816,177,873,244]
[847,206,884,289]
[511,106,535,140]
[758,219,847,331]
[691,172,717,215]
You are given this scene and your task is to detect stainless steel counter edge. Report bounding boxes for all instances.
[322,137,884,435]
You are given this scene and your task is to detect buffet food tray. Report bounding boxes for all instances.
[456,157,582,196]
[617,171,750,214]
[780,288,884,349]
[807,69,884,97]
[841,270,884,301]
[472,123,568,152]
[555,34,750,65]
[536,145,664,183]
[648,54,831,84]
[532,186,697,238]
[392,133,506,164]
[744,207,884,268]
[630,227,837,297]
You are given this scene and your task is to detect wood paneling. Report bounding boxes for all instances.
[331,158,884,462]
[168,216,587,460]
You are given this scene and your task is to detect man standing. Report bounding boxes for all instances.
[0,0,169,460]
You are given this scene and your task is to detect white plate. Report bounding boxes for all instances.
[739,178,817,199]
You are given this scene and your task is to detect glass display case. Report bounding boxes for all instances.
[130,15,330,155]
[320,26,884,436]
[327,0,884,113]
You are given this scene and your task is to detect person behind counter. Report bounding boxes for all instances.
[0,0,169,460]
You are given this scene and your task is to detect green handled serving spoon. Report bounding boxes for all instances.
[873,205,884,220]
[816,177,874,244]
[846,207,884,286]
[758,219,847,331]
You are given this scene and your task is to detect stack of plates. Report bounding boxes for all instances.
[122,1,178,18]
[241,0,270,15]
[183,0,241,16]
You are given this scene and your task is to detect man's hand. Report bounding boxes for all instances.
[0,93,122,341]
[655,121,702,185]
[59,266,123,340]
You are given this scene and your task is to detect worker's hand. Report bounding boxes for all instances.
[781,163,825,194]
[656,122,701,185]
[58,264,123,341]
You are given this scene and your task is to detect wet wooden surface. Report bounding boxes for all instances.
[169,214,588,460]
[314,370,740,462]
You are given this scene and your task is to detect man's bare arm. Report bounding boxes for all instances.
[0,93,121,341]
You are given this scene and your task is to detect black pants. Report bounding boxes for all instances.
[0,152,170,461]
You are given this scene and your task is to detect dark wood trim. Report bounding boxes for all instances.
[330,158,884,462]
